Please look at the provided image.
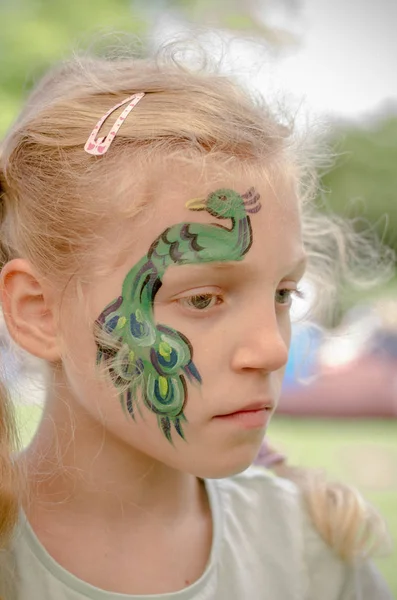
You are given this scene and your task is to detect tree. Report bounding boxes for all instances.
[0,0,145,134]
[320,114,397,253]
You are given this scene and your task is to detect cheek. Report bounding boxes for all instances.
[273,302,292,342]
[275,312,292,383]
[59,323,131,434]
[58,302,103,400]
[56,294,199,451]
[282,312,293,348]
[154,303,218,365]
[58,306,94,366]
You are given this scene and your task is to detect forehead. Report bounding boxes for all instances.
[127,161,303,277]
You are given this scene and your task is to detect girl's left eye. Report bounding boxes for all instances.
[275,288,296,306]
[178,293,222,311]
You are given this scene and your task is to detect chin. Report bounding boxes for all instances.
[190,449,259,480]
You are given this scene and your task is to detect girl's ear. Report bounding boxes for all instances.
[0,259,61,361]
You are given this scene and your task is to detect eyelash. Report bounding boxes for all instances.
[275,286,304,307]
[178,293,223,312]
[177,286,304,313]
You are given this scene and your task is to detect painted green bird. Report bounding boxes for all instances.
[95,187,261,442]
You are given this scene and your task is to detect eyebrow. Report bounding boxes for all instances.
[285,254,308,275]
[190,253,307,272]
[164,253,308,280]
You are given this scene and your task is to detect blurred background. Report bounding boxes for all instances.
[1,0,396,593]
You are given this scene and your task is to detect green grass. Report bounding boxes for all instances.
[15,407,397,595]
[16,404,43,448]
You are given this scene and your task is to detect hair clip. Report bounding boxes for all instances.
[84,92,145,156]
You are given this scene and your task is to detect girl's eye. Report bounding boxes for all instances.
[179,293,221,311]
[275,288,295,306]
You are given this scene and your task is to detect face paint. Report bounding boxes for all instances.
[95,187,262,443]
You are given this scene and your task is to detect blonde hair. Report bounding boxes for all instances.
[0,379,20,547]
[272,462,391,562]
[0,44,393,559]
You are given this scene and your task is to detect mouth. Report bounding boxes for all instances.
[185,197,207,211]
[212,402,273,430]
[215,401,274,418]
[212,400,274,430]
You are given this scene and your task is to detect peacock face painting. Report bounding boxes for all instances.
[186,187,261,219]
[94,187,262,443]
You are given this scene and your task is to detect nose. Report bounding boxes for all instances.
[230,310,290,374]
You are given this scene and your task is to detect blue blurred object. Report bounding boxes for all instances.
[283,324,322,390]
[0,344,23,384]
[369,330,397,360]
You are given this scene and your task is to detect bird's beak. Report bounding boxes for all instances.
[185,197,207,211]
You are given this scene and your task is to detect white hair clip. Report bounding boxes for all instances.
[84,92,145,156]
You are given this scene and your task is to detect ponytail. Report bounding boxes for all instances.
[0,379,20,547]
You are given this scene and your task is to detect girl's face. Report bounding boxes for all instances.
[59,164,306,478]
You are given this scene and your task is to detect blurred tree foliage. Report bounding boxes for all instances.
[0,0,147,134]
[320,115,397,253]
[0,0,299,135]
[165,0,301,46]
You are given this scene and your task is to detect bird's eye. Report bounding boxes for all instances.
[219,195,227,202]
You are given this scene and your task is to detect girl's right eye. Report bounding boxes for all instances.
[178,293,222,311]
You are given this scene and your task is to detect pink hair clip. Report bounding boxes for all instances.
[84,92,145,156]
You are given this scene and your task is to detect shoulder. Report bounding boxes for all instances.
[214,466,307,560]
[213,465,304,530]
[209,467,393,600]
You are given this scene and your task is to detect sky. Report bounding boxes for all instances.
[271,0,397,120]
[154,0,397,123]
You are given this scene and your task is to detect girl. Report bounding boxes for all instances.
[0,44,393,599]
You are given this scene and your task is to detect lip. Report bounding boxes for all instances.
[215,400,274,418]
[212,401,274,430]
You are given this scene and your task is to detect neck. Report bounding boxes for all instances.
[22,372,204,526]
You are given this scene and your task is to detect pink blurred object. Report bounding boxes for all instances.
[254,439,286,468]
[278,356,397,418]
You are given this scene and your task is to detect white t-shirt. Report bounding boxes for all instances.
[0,467,392,599]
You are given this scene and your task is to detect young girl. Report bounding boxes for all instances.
[0,44,393,599]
